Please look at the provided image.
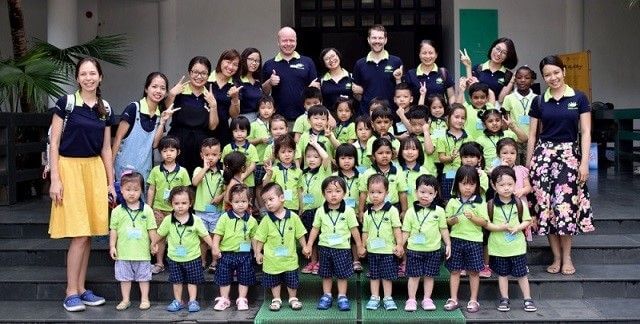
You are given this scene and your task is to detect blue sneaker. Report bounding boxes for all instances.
[316,294,333,310]
[383,296,397,311]
[188,300,201,312]
[63,294,86,312]
[337,296,350,311]
[366,296,380,310]
[166,299,184,312]
[79,290,105,306]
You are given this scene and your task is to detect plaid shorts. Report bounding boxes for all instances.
[440,177,454,201]
[215,252,256,286]
[261,270,299,289]
[318,246,354,279]
[167,258,204,284]
[254,164,266,186]
[368,253,398,280]
[301,209,317,238]
[114,260,152,282]
[406,250,442,278]
[446,238,484,272]
[195,210,222,233]
[490,254,529,278]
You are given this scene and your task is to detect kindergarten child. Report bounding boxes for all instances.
[475,108,527,171]
[332,97,357,145]
[366,107,401,156]
[109,171,157,311]
[457,80,495,140]
[362,174,404,311]
[263,134,302,212]
[353,115,374,173]
[401,175,451,312]
[485,166,536,312]
[392,83,414,134]
[436,104,470,201]
[501,66,537,151]
[262,114,289,163]
[305,176,365,311]
[296,105,334,164]
[459,142,489,196]
[293,87,323,142]
[254,183,308,311]
[222,151,247,205]
[222,116,259,198]
[444,166,489,313]
[496,138,532,204]
[398,136,431,206]
[147,136,191,274]
[154,186,214,313]
[211,184,259,311]
[191,137,224,272]
[248,95,276,201]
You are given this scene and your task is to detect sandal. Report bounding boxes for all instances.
[236,297,249,311]
[289,297,303,310]
[116,301,131,311]
[151,263,165,274]
[353,261,363,272]
[497,298,510,312]
[466,300,480,313]
[523,299,538,312]
[404,299,417,312]
[139,301,151,310]
[213,297,231,311]
[269,298,282,311]
[444,298,459,311]
[208,263,217,274]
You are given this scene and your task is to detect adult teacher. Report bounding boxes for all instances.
[166,56,218,176]
[405,40,455,104]
[262,26,318,122]
[526,55,594,276]
[207,49,243,146]
[319,47,361,112]
[238,47,264,122]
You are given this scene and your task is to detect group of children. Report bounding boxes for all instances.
[108,65,540,314]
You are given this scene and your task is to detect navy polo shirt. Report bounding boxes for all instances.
[352,50,403,114]
[53,92,114,157]
[119,99,159,138]
[238,76,263,114]
[405,64,454,102]
[170,84,210,131]
[262,51,317,120]
[472,61,510,97]
[206,74,237,146]
[320,69,354,111]
[528,86,590,143]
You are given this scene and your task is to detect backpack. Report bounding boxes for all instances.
[487,198,523,224]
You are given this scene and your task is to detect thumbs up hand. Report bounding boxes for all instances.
[309,77,320,89]
[270,69,280,86]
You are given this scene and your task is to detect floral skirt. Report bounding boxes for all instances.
[529,141,594,235]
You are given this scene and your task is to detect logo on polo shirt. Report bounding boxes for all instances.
[498,77,505,84]
[289,63,306,70]
[384,65,394,72]
[436,77,443,85]
[345,82,352,89]
[568,102,578,109]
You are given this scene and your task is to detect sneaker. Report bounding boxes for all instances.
[460,270,467,276]
[353,261,363,273]
[317,294,333,310]
[337,296,350,311]
[166,299,184,312]
[404,299,417,312]
[236,297,249,311]
[63,294,86,312]
[383,296,398,311]
[366,296,381,310]
[397,262,406,277]
[479,265,492,278]
[497,298,510,312]
[302,262,315,274]
[311,262,320,275]
[421,298,436,311]
[524,299,537,312]
[79,290,106,306]
[188,300,200,312]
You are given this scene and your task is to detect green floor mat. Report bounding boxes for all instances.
[360,299,465,323]
[254,296,358,324]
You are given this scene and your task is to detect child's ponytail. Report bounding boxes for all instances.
[223,151,246,185]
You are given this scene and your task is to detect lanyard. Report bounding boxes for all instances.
[163,169,179,186]
[454,199,474,216]
[327,210,342,233]
[335,124,347,138]
[258,118,270,133]
[276,218,288,244]
[519,97,530,114]
[358,145,366,165]
[487,135,499,150]
[417,209,433,231]
[174,223,188,245]
[233,217,249,240]
[304,173,316,194]
[204,171,222,199]
[283,168,289,189]
[371,210,387,237]
[445,134,464,152]
[499,204,515,223]
[124,207,141,227]
[344,175,356,194]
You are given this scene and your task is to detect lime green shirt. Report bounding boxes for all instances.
[300,164,332,211]
[487,198,531,257]
[247,118,272,163]
[110,203,157,261]
[502,90,535,136]
[254,210,307,274]
[333,122,357,143]
[157,213,209,262]
[213,211,259,252]
[362,203,401,254]
[147,164,191,212]
[463,102,495,140]
[358,164,408,205]
[446,167,489,197]
[263,143,275,162]
[353,141,372,171]
[292,114,311,134]
[192,168,224,212]
[270,163,302,211]
[414,135,438,176]
[295,130,334,160]
[312,201,359,249]
[400,163,431,206]
[445,195,488,242]
[333,170,361,211]
[222,141,259,187]
[475,130,517,171]
[435,130,471,178]
[429,118,448,141]
[402,203,446,252]
[365,134,401,157]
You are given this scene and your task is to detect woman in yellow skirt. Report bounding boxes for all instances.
[48,57,116,312]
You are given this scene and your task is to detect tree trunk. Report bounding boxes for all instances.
[7,0,32,112]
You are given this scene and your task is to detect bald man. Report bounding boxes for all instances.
[262,27,318,121]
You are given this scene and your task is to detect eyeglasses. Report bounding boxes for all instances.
[493,47,508,56]
[190,70,209,77]
[247,58,260,64]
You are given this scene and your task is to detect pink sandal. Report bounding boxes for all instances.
[213,297,231,311]
[236,297,249,311]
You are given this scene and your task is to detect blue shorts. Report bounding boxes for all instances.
[406,250,442,278]
[446,238,484,272]
[301,209,317,238]
[254,165,266,186]
[318,246,353,279]
[215,252,256,286]
[261,270,299,289]
[167,258,204,284]
[440,177,454,201]
[368,253,397,280]
[195,210,222,233]
[490,255,528,278]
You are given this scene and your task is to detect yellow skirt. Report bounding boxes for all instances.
[49,156,109,238]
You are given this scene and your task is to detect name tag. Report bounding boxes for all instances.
[175,245,187,257]
[163,189,171,200]
[504,232,517,243]
[238,241,251,252]
[492,158,502,168]
[411,233,426,244]
[303,194,315,204]
[395,122,407,134]
[345,197,356,208]
[327,233,344,246]
[274,245,290,257]
[432,129,445,139]
[519,116,530,125]
[476,120,485,130]
[445,170,456,179]
[127,228,142,240]
[384,195,391,203]
[205,204,219,213]
[356,166,367,174]
[369,237,386,249]
[284,189,293,201]
[407,187,414,196]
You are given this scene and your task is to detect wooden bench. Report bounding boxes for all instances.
[593,108,640,171]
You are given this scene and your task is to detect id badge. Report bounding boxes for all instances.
[432,129,445,139]
[504,232,517,243]
[327,233,344,246]
[205,204,218,213]
[476,120,485,130]
[445,170,456,179]
[284,189,293,201]
[238,241,251,252]
[407,187,414,196]
[411,233,426,244]
[356,166,367,174]
[303,194,315,205]
[384,195,391,203]
[127,228,142,240]
[345,197,356,208]
[519,116,530,125]
[266,137,274,145]
[492,158,502,168]
[395,122,407,134]
[274,245,290,257]
[369,237,386,249]
[163,189,171,200]
[175,245,187,257]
